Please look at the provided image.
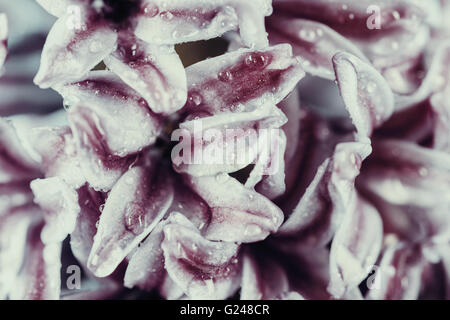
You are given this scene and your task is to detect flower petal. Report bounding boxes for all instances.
[328,196,383,298]
[135,0,272,48]
[267,16,367,79]
[366,242,425,300]
[104,34,187,114]
[241,248,291,300]
[333,52,395,138]
[182,44,304,117]
[70,185,105,266]
[161,212,241,300]
[185,174,284,243]
[36,0,72,17]
[58,70,162,155]
[10,222,62,300]
[30,177,80,244]
[34,10,117,88]
[0,118,40,184]
[0,205,37,299]
[124,219,167,291]
[279,141,372,247]
[357,139,450,243]
[30,126,85,188]
[87,163,174,277]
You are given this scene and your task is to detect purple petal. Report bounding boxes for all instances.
[0,205,37,299]
[34,10,117,88]
[328,197,383,298]
[241,248,291,300]
[333,52,395,138]
[30,177,80,244]
[357,139,450,243]
[366,242,425,300]
[87,163,174,277]
[104,33,187,114]
[185,174,284,243]
[161,213,241,299]
[70,185,105,266]
[0,118,40,184]
[182,44,304,117]
[267,16,367,79]
[135,0,272,48]
[279,141,372,247]
[10,222,62,300]
[30,126,85,188]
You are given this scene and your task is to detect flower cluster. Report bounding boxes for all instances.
[0,0,449,300]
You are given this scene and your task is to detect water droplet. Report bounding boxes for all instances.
[299,29,316,42]
[218,70,233,82]
[143,4,159,17]
[392,10,400,20]
[188,92,202,106]
[418,167,428,177]
[245,53,268,68]
[160,11,173,21]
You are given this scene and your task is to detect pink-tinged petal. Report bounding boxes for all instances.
[161,213,241,300]
[265,243,332,299]
[0,182,35,217]
[0,206,37,299]
[374,98,435,145]
[68,107,138,191]
[366,243,425,300]
[168,177,211,232]
[125,183,211,291]
[249,129,287,200]
[104,34,187,114]
[10,223,62,300]
[267,16,367,79]
[357,139,450,243]
[124,219,166,291]
[328,197,383,298]
[174,104,287,177]
[333,52,395,138]
[241,248,291,300]
[279,141,371,247]
[185,174,284,243]
[30,177,80,244]
[135,0,271,48]
[58,71,162,156]
[34,10,117,88]
[0,13,7,69]
[70,185,105,266]
[273,0,427,40]
[182,44,304,117]
[88,164,174,277]
[396,40,450,108]
[30,126,85,188]
[0,118,40,184]
[36,0,72,17]
[430,89,450,153]
[159,272,185,300]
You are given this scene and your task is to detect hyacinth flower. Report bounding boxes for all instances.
[0,0,449,301]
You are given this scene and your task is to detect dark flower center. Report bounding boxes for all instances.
[100,0,142,27]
